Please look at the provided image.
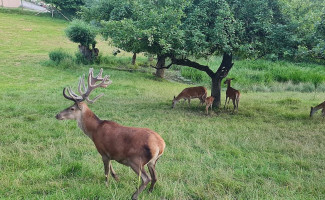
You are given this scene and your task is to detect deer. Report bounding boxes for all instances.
[205,96,215,115]
[310,101,325,117]
[55,68,165,200]
[224,78,240,111]
[172,86,207,108]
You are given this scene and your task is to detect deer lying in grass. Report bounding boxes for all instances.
[205,96,215,115]
[224,78,240,111]
[172,86,207,108]
[310,101,325,117]
[55,68,165,200]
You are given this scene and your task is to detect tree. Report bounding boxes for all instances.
[65,19,99,62]
[82,0,188,77]
[278,0,325,61]
[81,0,298,107]
[167,0,296,107]
[43,0,85,18]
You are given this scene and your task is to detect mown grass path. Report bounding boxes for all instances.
[0,12,324,199]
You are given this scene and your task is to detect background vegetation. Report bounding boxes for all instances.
[0,9,325,200]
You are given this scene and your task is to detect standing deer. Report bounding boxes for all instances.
[310,101,325,117]
[205,96,215,115]
[224,78,240,111]
[55,68,165,200]
[172,86,207,108]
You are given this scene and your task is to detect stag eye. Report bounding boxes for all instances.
[70,107,75,111]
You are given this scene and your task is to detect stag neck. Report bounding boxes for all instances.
[315,101,325,109]
[175,94,183,101]
[77,103,101,141]
[226,81,231,89]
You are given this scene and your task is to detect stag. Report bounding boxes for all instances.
[55,68,165,200]
[224,78,240,111]
[205,96,215,115]
[172,86,207,108]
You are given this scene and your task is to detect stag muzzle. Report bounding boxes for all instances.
[55,113,63,120]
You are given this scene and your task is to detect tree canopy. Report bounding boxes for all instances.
[43,0,85,17]
[77,0,325,106]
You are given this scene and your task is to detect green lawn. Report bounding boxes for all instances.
[0,12,325,199]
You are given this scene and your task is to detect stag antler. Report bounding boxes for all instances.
[63,68,112,103]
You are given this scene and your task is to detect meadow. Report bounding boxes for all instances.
[179,57,325,93]
[0,11,325,199]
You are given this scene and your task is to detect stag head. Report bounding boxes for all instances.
[55,68,112,120]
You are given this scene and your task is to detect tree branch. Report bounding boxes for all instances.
[215,52,234,78]
[150,62,174,69]
[170,57,215,78]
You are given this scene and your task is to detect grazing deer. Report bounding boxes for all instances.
[310,101,325,117]
[205,96,215,115]
[224,78,240,111]
[55,68,165,200]
[172,86,207,108]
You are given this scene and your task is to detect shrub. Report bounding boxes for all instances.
[49,49,72,65]
[75,52,91,65]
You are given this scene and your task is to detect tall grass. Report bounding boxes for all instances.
[180,58,325,92]
[1,11,325,200]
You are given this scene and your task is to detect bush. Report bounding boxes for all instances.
[49,49,72,65]
[75,52,91,65]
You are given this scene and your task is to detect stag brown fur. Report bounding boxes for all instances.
[224,78,240,111]
[205,96,215,115]
[172,86,207,108]
[55,68,165,200]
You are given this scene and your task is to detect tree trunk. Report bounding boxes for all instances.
[211,53,234,108]
[211,76,222,108]
[79,44,92,60]
[132,52,137,65]
[155,55,166,78]
[169,52,233,108]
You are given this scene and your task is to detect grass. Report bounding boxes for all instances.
[178,57,325,92]
[1,11,325,199]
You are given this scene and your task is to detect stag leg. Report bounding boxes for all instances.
[232,99,236,111]
[147,161,158,192]
[103,157,119,186]
[130,162,151,200]
[188,98,191,106]
[109,161,119,181]
[227,98,231,109]
[200,97,205,105]
[224,97,228,109]
[102,156,110,186]
[236,98,239,111]
[322,109,325,117]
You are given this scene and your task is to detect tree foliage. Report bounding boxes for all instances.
[78,0,325,106]
[65,19,97,48]
[43,0,85,16]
